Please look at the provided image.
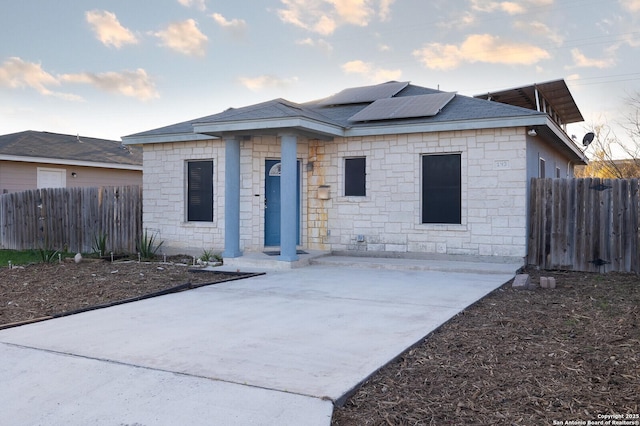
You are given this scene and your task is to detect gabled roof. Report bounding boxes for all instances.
[0,131,142,169]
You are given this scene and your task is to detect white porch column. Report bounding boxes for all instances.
[279,134,298,262]
[222,137,242,258]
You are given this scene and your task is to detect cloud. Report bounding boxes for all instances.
[565,73,581,83]
[0,57,81,101]
[514,21,563,45]
[211,13,247,38]
[442,0,543,30]
[296,37,334,53]
[178,0,207,11]
[60,69,159,101]
[379,0,396,20]
[85,10,138,48]
[438,11,476,29]
[570,49,616,69]
[153,19,208,57]
[277,0,393,35]
[620,0,640,12]
[0,57,157,102]
[330,0,374,25]
[413,34,550,70]
[238,75,299,91]
[341,59,402,82]
[500,2,526,14]
[470,0,526,14]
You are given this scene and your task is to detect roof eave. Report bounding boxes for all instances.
[346,115,587,164]
[344,115,550,137]
[541,116,588,164]
[0,154,143,170]
[192,117,344,139]
[122,132,214,145]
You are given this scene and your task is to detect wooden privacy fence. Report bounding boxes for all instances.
[0,186,142,254]
[528,178,639,273]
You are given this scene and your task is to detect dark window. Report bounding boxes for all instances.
[539,158,546,178]
[422,154,461,224]
[187,161,213,222]
[345,157,366,196]
[556,167,561,178]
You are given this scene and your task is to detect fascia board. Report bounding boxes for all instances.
[344,116,550,137]
[193,117,344,137]
[0,154,142,171]
[122,133,214,145]
[544,117,587,162]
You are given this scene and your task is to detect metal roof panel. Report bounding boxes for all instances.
[474,79,584,124]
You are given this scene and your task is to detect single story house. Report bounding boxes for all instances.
[123,79,587,263]
[0,130,142,193]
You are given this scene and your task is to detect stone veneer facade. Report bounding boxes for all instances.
[141,127,530,259]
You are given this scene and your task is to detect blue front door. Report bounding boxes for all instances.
[265,159,300,246]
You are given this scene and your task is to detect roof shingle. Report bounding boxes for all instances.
[0,131,142,166]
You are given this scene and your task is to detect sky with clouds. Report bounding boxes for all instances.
[1,0,639,149]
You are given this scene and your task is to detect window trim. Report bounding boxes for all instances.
[186,159,214,222]
[344,156,366,197]
[421,153,462,225]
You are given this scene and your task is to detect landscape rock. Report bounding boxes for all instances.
[512,274,531,289]
[540,277,549,288]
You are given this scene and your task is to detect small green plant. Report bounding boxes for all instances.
[137,229,164,260]
[199,249,223,264]
[199,248,214,263]
[36,247,60,263]
[92,232,108,256]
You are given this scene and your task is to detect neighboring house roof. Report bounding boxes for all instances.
[0,131,142,170]
[123,80,586,163]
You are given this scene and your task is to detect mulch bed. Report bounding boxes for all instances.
[332,268,639,425]
[0,257,257,328]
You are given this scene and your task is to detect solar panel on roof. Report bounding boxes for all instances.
[319,81,409,106]
[348,92,455,122]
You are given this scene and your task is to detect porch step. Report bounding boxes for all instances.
[219,251,523,275]
[309,254,523,275]
[219,250,330,272]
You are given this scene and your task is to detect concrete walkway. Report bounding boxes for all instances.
[0,256,519,425]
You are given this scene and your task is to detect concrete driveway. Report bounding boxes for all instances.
[0,256,518,425]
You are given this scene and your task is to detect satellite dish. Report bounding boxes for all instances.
[582,132,595,147]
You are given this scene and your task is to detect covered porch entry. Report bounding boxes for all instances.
[191,99,343,263]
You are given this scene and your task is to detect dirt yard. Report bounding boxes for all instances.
[1,260,638,424]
